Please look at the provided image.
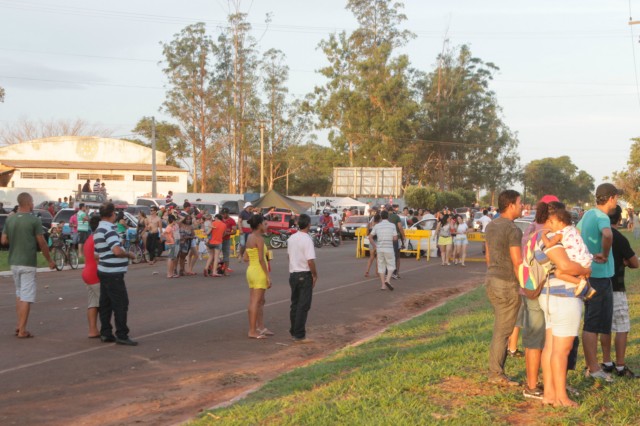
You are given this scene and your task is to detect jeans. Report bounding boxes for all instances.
[98,272,130,339]
[146,232,159,261]
[486,276,521,377]
[289,271,313,339]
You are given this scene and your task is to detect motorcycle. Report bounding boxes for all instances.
[309,226,323,248]
[269,228,297,249]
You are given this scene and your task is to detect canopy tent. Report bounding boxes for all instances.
[333,196,367,207]
[252,190,312,214]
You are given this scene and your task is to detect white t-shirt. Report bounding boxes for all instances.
[478,215,492,232]
[456,223,468,236]
[331,213,341,227]
[287,231,316,273]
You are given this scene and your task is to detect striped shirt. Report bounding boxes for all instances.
[369,220,397,252]
[94,220,128,274]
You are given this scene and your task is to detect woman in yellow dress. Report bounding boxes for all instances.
[243,215,272,339]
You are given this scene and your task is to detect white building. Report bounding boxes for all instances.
[0,136,188,204]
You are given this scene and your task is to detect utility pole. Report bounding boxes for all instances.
[151,116,157,198]
[260,121,265,194]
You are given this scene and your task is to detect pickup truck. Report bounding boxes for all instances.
[75,192,106,209]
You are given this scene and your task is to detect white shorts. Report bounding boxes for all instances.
[376,250,395,275]
[87,284,100,309]
[611,291,631,333]
[539,293,583,337]
[12,265,37,303]
[454,235,468,246]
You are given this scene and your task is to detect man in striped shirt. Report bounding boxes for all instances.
[94,203,138,346]
[369,210,398,291]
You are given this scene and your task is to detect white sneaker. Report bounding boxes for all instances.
[585,368,614,383]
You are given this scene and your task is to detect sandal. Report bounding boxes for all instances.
[258,328,275,336]
[248,334,267,339]
[17,331,34,338]
[364,272,370,278]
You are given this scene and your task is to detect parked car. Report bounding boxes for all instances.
[191,202,221,216]
[135,198,167,209]
[514,215,535,234]
[363,216,408,251]
[341,215,369,239]
[125,205,151,216]
[33,209,54,229]
[0,213,50,250]
[264,211,294,234]
[75,192,107,209]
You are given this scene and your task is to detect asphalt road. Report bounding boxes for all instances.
[0,241,487,425]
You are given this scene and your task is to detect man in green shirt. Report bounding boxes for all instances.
[77,203,89,254]
[1,192,55,338]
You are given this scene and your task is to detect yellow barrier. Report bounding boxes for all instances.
[401,229,432,260]
[194,229,241,258]
[355,227,369,258]
[467,232,486,243]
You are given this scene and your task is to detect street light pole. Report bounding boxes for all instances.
[151,116,157,198]
[260,121,265,194]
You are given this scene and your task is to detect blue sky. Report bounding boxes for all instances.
[1,0,639,187]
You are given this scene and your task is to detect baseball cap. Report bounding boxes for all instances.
[221,207,229,214]
[539,194,559,204]
[596,183,622,200]
[244,202,252,209]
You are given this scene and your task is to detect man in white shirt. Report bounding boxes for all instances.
[478,209,492,232]
[287,214,318,344]
[369,210,397,291]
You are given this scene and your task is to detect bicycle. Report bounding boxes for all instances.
[121,229,146,264]
[50,235,79,271]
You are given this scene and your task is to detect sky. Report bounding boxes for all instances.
[1,0,640,188]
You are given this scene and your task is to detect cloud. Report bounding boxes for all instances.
[0,58,107,91]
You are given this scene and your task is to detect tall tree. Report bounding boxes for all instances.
[127,117,185,167]
[611,137,640,207]
[414,44,520,192]
[0,86,5,103]
[523,156,594,204]
[161,22,217,192]
[314,0,417,173]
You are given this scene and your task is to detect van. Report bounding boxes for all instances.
[191,202,220,216]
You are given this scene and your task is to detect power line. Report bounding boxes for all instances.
[0,47,157,63]
[0,0,631,39]
[0,75,164,90]
[628,0,640,109]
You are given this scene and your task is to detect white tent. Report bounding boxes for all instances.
[333,196,367,207]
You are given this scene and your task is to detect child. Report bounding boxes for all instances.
[542,209,595,298]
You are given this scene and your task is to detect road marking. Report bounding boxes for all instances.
[0,261,441,375]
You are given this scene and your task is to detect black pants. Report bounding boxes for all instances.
[98,272,130,340]
[289,271,314,339]
[147,232,159,261]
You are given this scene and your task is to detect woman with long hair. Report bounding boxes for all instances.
[436,214,453,266]
[243,215,272,339]
[163,215,179,278]
[534,201,591,407]
[453,215,469,266]
[177,215,196,276]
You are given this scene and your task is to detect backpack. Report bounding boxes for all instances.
[518,230,553,299]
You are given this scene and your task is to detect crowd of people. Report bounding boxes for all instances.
[485,184,637,409]
[2,184,637,406]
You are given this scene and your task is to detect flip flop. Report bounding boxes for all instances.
[14,328,18,336]
[258,328,275,336]
[248,334,267,339]
[385,282,394,291]
[17,331,34,338]
[88,335,101,339]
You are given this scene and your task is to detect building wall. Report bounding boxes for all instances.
[0,136,167,164]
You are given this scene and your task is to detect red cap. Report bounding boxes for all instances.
[196,213,203,219]
[539,195,559,204]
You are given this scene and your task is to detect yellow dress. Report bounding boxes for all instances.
[246,245,268,289]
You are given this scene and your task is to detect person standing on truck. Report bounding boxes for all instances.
[82,180,91,193]
[93,178,101,193]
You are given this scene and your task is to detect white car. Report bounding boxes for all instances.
[363,215,408,251]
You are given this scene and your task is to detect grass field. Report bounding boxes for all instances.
[0,251,49,271]
[195,231,640,425]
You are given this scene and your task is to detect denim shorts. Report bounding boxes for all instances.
[583,277,613,334]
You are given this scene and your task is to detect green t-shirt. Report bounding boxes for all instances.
[2,212,43,267]
[77,211,89,232]
[577,208,614,278]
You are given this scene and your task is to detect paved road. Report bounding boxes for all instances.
[0,241,487,425]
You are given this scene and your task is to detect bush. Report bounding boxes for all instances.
[435,191,465,211]
[403,186,437,211]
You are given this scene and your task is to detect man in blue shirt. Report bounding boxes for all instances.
[577,183,620,381]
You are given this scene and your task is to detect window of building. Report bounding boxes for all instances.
[21,172,69,180]
[133,175,178,182]
[77,174,125,181]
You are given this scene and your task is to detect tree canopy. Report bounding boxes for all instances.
[610,137,640,207]
[523,156,594,204]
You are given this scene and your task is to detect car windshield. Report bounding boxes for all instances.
[345,216,368,223]
[53,210,76,223]
[473,212,483,220]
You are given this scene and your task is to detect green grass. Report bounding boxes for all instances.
[0,251,50,271]
[194,230,640,425]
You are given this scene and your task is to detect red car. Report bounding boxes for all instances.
[264,211,295,234]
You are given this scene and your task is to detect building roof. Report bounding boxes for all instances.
[0,159,186,173]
